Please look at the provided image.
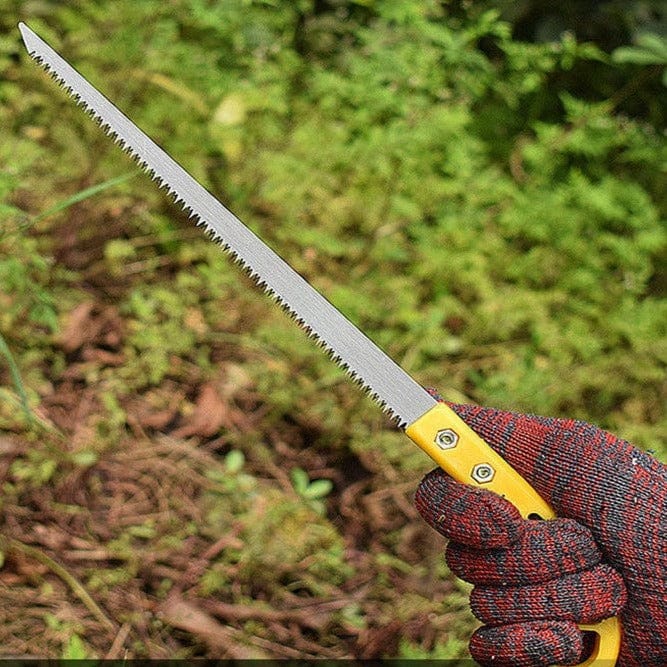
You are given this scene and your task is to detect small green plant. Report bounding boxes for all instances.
[61,633,89,660]
[205,449,256,497]
[44,613,90,659]
[224,449,245,474]
[9,449,58,485]
[290,467,333,516]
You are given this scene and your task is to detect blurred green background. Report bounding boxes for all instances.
[0,0,665,659]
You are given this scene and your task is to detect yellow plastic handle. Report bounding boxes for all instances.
[405,402,622,667]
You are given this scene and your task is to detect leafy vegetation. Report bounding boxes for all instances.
[0,0,664,659]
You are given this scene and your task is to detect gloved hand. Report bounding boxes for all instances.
[414,401,667,667]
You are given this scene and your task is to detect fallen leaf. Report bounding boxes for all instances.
[60,302,124,353]
[172,382,227,438]
[60,302,95,352]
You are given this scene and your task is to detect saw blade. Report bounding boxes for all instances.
[19,22,437,427]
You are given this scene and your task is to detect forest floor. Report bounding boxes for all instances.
[0,204,475,660]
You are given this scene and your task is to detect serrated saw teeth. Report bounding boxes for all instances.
[19,22,439,429]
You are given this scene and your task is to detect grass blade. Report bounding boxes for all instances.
[0,331,33,425]
[31,171,138,224]
[1,171,139,241]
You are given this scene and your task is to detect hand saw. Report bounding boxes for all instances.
[19,23,621,666]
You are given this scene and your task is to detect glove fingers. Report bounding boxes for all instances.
[446,518,602,586]
[470,564,627,625]
[415,468,523,548]
[469,620,584,667]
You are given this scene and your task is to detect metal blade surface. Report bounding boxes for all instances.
[19,22,437,427]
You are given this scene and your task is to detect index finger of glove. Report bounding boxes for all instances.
[415,467,523,549]
[446,518,602,586]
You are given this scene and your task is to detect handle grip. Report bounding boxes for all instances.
[405,402,622,666]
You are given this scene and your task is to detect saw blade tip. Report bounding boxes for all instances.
[18,22,38,53]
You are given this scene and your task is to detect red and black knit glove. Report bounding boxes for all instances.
[415,402,667,667]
